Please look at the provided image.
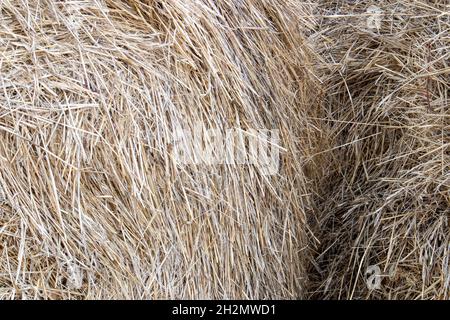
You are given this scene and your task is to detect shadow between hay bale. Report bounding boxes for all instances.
[309,0,449,300]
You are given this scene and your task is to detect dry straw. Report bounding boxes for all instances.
[0,0,448,300]
[0,0,326,299]
[309,0,449,300]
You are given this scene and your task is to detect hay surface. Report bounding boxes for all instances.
[0,0,324,299]
[310,0,449,300]
[0,0,448,300]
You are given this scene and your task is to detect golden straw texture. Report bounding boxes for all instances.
[0,0,325,299]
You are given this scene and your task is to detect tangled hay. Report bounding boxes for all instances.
[0,0,327,299]
[0,0,448,301]
[310,0,449,299]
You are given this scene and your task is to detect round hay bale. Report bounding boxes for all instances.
[0,0,325,299]
[310,0,449,300]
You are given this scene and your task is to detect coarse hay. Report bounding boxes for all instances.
[309,0,449,300]
[0,0,327,299]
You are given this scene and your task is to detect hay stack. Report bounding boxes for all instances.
[0,0,325,299]
[310,0,449,299]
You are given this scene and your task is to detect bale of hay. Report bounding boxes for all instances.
[0,0,325,299]
[310,0,449,299]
